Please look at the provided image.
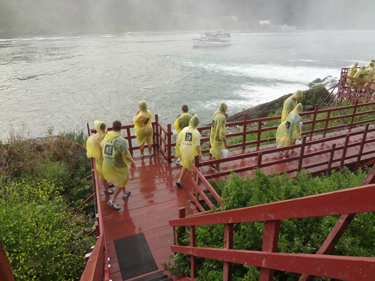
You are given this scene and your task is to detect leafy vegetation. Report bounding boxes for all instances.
[169,168,374,281]
[0,131,94,280]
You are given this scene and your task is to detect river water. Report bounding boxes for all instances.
[0,30,374,141]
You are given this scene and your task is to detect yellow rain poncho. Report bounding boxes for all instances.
[210,102,227,159]
[176,115,201,171]
[276,103,303,148]
[365,63,374,81]
[133,100,153,145]
[174,113,193,158]
[366,62,374,73]
[281,90,303,122]
[101,132,134,187]
[346,62,358,86]
[353,66,369,88]
[369,76,375,90]
[86,120,107,179]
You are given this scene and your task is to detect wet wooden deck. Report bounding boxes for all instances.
[99,125,375,281]
[197,125,375,182]
[99,152,199,281]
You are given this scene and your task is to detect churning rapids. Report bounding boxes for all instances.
[1,30,374,141]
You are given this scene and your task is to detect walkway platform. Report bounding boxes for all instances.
[99,152,199,281]
[100,124,375,280]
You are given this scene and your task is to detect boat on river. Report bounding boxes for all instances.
[193,31,231,47]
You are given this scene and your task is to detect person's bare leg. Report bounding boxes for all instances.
[101,178,113,192]
[178,167,188,181]
[140,144,145,156]
[147,143,152,155]
[216,160,220,171]
[111,187,123,202]
[283,150,290,158]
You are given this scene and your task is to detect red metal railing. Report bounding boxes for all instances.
[169,167,375,281]
[87,115,174,161]
[80,126,110,281]
[337,67,375,102]
[187,101,375,211]
[81,100,375,279]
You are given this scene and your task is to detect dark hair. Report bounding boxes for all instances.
[182,105,188,113]
[100,123,106,130]
[113,120,122,131]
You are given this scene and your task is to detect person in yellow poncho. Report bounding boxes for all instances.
[133,100,153,158]
[175,115,202,188]
[276,103,303,159]
[174,105,194,162]
[353,66,369,91]
[346,62,358,87]
[365,62,374,81]
[209,102,228,173]
[101,120,136,211]
[86,120,114,194]
[281,90,303,122]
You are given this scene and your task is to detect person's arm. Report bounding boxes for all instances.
[196,146,202,160]
[123,153,136,169]
[219,126,228,148]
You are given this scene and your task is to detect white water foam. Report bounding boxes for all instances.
[194,63,340,84]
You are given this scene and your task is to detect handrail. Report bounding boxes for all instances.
[337,67,375,102]
[188,122,374,211]
[170,182,375,280]
[80,126,110,281]
[81,95,375,279]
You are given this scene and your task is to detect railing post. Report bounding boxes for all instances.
[167,124,172,162]
[257,121,262,147]
[242,114,247,150]
[223,223,233,281]
[154,114,159,152]
[126,128,133,156]
[190,226,196,279]
[323,111,330,136]
[349,99,359,129]
[0,241,16,281]
[259,220,281,281]
[339,135,350,171]
[194,155,200,183]
[257,152,263,168]
[174,208,186,247]
[309,104,319,138]
[355,124,369,169]
[326,144,336,177]
[297,137,306,172]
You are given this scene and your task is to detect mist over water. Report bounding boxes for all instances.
[0,30,374,141]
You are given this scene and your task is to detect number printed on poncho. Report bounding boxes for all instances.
[104,144,113,155]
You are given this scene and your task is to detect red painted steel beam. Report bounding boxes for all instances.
[259,220,281,281]
[71,193,95,215]
[190,226,197,279]
[298,213,356,281]
[80,235,105,281]
[171,246,375,281]
[0,241,15,281]
[223,224,233,281]
[169,184,375,226]
[192,165,223,207]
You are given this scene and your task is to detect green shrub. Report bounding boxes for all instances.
[171,168,374,281]
[0,179,95,280]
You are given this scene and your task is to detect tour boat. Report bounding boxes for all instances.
[193,31,231,47]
